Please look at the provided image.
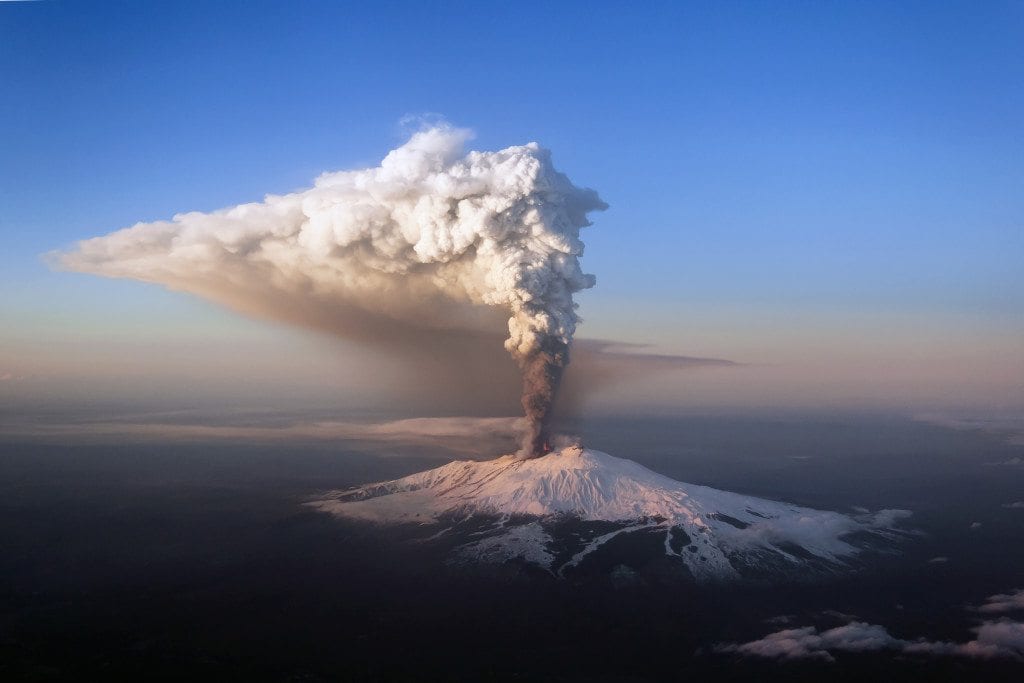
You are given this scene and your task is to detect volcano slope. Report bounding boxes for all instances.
[309,445,911,581]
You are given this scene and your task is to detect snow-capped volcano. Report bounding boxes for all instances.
[309,446,910,581]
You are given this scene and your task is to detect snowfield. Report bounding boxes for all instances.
[309,446,911,581]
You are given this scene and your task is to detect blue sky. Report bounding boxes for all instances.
[1,1,1022,414]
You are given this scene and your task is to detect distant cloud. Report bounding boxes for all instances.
[915,414,1024,447]
[715,622,902,662]
[1003,502,1024,509]
[989,457,1024,467]
[763,615,796,626]
[0,415,525,456]
[820,610,859,621]
[977,589,1024,615]
[716,619,1024,663]
[716,589,1024,663]
[970,522,983,530]
[869,509,914,527]
[902,621,1024,660]
[927,556,949,564]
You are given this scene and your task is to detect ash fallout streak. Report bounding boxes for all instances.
[55,126,606,457]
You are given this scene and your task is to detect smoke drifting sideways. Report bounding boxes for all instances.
[55,126,607,458]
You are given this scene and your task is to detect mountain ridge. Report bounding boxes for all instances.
[310,445,911,581]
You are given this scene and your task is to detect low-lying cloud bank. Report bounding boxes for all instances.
[915,414,1024,447]
[0,414,524,455]
[715,588,1024,663]
[978,588,1024,615]
[716,620,1024,663]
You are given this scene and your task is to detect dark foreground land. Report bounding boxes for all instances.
[2,414,1023,681]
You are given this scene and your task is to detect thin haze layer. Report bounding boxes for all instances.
[57,127,607,457]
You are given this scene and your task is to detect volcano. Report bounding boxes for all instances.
[309,445,911,581]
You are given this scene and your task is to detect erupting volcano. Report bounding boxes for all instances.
[55,125,914,580]
[309,444,913,581]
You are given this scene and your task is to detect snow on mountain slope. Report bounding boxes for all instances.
[309,445,911,581]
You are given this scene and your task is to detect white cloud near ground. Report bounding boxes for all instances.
[977,589,1024,615]
[716,590,1024,663]
[716,620,1024,662]
[715,622,901,662]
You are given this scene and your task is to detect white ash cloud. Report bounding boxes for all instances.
[53,126,606,457]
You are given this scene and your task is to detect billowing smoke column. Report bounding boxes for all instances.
[519,338,569,456]
[56,126,606,458]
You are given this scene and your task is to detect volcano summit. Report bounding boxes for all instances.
[309,445,911,581]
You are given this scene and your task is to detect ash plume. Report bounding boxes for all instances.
[54,125,606,458]
[519,338,568,456]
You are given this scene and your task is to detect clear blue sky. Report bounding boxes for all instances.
[1,1,1022,414]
